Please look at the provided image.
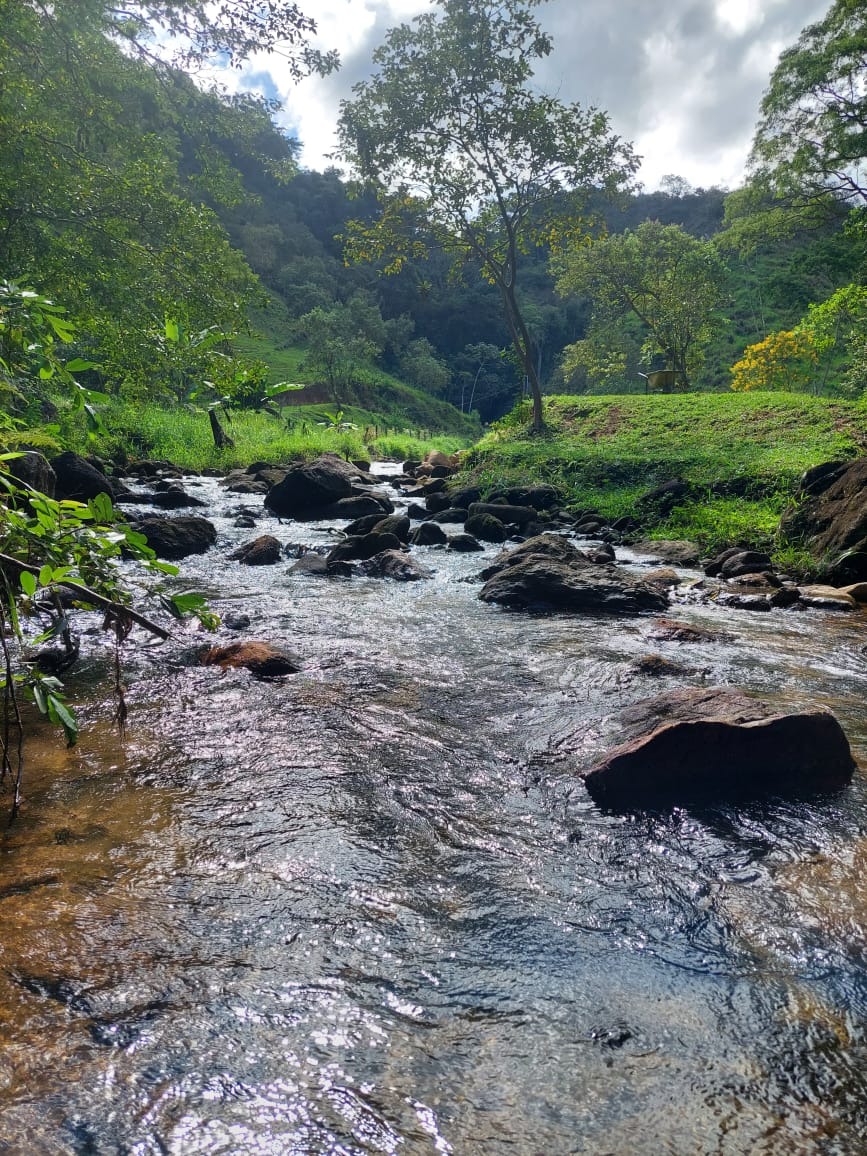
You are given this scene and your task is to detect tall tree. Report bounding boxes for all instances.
[750,0,867,207]
[555,221,728,389]
[336,0,636,431]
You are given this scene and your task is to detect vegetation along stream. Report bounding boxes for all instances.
[0,467,864,1154]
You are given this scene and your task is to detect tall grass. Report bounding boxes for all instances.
[62,401,471,470]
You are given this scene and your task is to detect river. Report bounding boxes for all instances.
[0,467,865,1154]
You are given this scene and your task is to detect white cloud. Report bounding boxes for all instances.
[228,0,828,190]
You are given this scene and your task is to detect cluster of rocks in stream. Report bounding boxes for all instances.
[12,448,860,811]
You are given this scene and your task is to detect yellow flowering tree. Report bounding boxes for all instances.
[730,328,818,392]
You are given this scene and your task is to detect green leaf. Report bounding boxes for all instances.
[38,564,53,587]
[65,358,100,373]
[165,317,180,343]
[264,381,306,396]
[169,591,208,615]
[19,571,37,597]
[84,404,106,436]
[88,492,114,523]
[45,314,75,342]
[46,693,78,747]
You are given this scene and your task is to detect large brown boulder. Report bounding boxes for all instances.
[134,515,217,559]
[780,457,867,582]
[583,687,856,808]
[478,534,668,614]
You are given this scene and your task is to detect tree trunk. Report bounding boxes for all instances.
[501,283,544,432]
[209,408,234,449]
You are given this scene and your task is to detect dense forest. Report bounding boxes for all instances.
[3,0,865,439]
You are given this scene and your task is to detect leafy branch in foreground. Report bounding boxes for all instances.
[0,284,216,818]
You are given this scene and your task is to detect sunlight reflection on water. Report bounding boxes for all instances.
[0,470,865,1153]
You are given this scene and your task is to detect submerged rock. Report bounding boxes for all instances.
[201,641,300,678]
[646,618,734,644]
[583,687,856,808]
[632,539,700,566]
[478,534,667,614]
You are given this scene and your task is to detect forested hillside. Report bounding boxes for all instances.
[4,0,865,439]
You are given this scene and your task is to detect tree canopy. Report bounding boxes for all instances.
[336,0,637,430]
[750,0,867,207]
[555,221,728,390]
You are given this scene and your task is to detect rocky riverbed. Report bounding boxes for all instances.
[0,457,865,1153]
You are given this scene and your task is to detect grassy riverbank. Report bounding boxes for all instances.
[63,400,473,472]
[458,393,867,556]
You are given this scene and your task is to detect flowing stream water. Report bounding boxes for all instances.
[0,466,866,1154]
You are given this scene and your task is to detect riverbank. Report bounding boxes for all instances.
[457,392,867,562]
[61,399,477,474]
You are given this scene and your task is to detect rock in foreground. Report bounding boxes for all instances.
[479,534,667,614]
[583,687,855,809]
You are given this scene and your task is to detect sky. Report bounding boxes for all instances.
[217,0,831,191]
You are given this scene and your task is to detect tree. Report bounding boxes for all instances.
[750,0,867,207]
[336,0,636,431]
[555,221,728,389]
[730,328,818,393]
[294,301,381,398]
[731,282,867,395]
[6,0,337,77]
[400,339,451,396]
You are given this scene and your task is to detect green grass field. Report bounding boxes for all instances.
[458,392,867,556]
[63,401,471,472]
